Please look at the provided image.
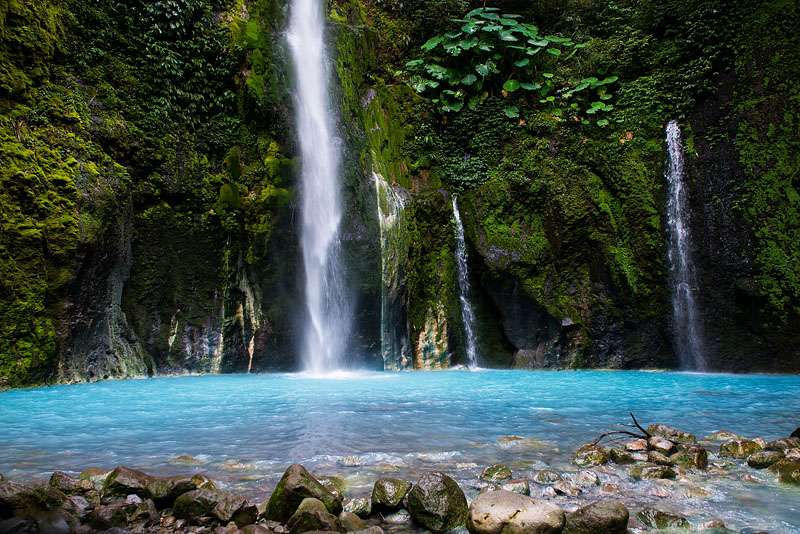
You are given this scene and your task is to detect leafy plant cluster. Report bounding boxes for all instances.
[403,7,617,122]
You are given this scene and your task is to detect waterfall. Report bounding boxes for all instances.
[452,197,479,369]
[287,0,350,373]
[665,120,706,371]
[374,173,410,370]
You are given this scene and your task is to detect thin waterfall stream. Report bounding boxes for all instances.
[665,120,706,371]
[287,0,350,373]
[452,197,479,369]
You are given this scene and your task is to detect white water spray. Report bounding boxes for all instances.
[287,0,350,373]
[665,120,706,371]
[452,197,478,369]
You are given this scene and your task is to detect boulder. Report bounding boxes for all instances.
[636,508,690,529]
[648,436,676,455]
[669,446,709,469]
[371,478,411,512]
[87,496,158,530]
[406,472,468,532]
[343,496,371,518]
[769,459,800,485]
[647,424,696,443]
[647,451,674,466]
[241,526,273,534]
[629,465,676,480]
[466,489,564,534]
[608,449,635,465]
[624,439,648,452]
[174,488,257,526]
[786,448,800,461]
[747,450,784,469]
[1,481,30,518]
[573,444,608,467]
[705,430,741,442]
[286,498,342,534]
[318,476,347,501]
[265,464,342,522]
[481,464,512,482]
[552,480,581,497]
[719,439,763,459]
[102,466,212,508]
[102,466,152,499]
[574,471,600,488]
[792,428,800,439]
[765,437,800,451]
[49,472,93,495]
[500,479,530,495]
[563,500,628,534]
[339,510,367,532]
[532,470,562,485]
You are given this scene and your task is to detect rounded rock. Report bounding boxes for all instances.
[563,500,629,534]
[371,478,411,512]
[532,469,562,485]
[265,464,343,522]
[467,489,564,534]
[747,450,784,469]
[406,472,468,532]
[481,464,513,482]
[286,497,342,534]
[719,439,763,459]
[574,444,609,467]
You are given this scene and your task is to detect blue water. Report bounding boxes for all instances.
[1,370,799,531]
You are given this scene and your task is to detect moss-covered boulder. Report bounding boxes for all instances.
[636,508,690,529]
[467,490,564,534]
[318,476,347,501]
[629,464,676,480]
[265,464,342,522]
[343,496,371,518]
[765,437,800,451]
[608,448,635,465]
[371,478,411,512]
[563,500,628,534]
[173,488,256,526]
[719,439,763,459]
[532,469,562,485]
[747,450,784,469]
[480,464,512,482]
[339,510,367,532]
[49,472,93,495]
[573,444,609,467]
[669,446,709,469]
[770,459,800,485]
[406,472,468,532]
[286,498,342,534]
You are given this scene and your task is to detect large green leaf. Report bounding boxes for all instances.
[461,74,477,86]
[503,79,521,92]
[421,36,444,51]
[503,105,520,118]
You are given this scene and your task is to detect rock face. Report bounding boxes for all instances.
[371,478,411,511]
[406,472,468,532]
[719,439,763,459]
[265,464,343,522]
[286,498,342,534]
[563,500,628,534]
[467,490,565,534]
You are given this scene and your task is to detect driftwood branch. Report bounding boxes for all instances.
[592,413,650,446]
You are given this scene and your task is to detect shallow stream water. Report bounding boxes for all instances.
[1,370,798,532]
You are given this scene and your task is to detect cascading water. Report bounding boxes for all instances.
[452,197,479,369]
[287,0,350,373]
[665,120,706,371]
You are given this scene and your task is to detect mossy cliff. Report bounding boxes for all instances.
[1,0,798,386]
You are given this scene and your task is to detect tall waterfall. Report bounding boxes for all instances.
[665,120,706,371]
[452,198,479,369]
[287,0,350,372]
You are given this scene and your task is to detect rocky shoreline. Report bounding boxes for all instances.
[1,424,798,534]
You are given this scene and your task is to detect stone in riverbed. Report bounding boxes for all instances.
[318,476,347,501]
[87,496,158,530]
[349,527,384,534]
[648,436,676,455]
[609,449,635,465]
[49,472,93,495]
[563,500,629,534]
[265,464,343,522]
[647,424,696,444]
[670,446,709,469]
[647,451,674,466]
[574,470,600,487]
[286,498,342,534]
[769,459,800,485]
[241,525,273,534]
[786,448,800,460]
[339,510,367,532]
[629,464,676,480]
[765,437,800,451]
[532,469,562,485]
[705,430,741,442]
[102,465,214,508]
[625,439,648,452]
[636,508,690,529]
[481,464,512,482]
[343,496,371,518]
[173,488,257,526]
[406,472,468,532]
[467,489,564,534]
[371,478,411,512]
[501,479,530,495]
[719,439,763,459]
[747,450,784,469]
[552,480,581,497]
[573,444,609,467]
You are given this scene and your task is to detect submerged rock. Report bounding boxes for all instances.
[719,439,763,459]
[563,500,628,534]
[647,424,696,443]
[574,471,600,487]
[481,464,512,482]
[265,464,342,522]
[573,444,609,467]
[467,489,564,534]
[343,497,371,518]
[552,480,581,497]
[747,450,784,469]
[636,508,690,529]
[406,472,468,532]
[670,446,709,469]
[371,478,411,512]
[286,498,342,534]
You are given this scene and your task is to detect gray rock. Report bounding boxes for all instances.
[636,508,690,529]
[480,464,512,482]
[719,439,763,459]
[0,481,29,517]
[573,444,609,467]
[647,451,674,466]
[87,498,158,530]
[343,496,371,518]
[102,466,213,508]
[286,498,342,534]
[265,464,342,522]
[383,509,411,524]
[49,472,93,495]
[670,446,709,469]
[629,464,676,480]
[552,480,581,497]
[563,500,629,534]
[765,437,800,451]
[786,448,800,460]
[574,471,600,487]
[241,525,273,534]
[647,424,696,443]
[466,489,564,534]
[406,472,468,532]
[608,449,635,465]
[371,478,411,511]
[747,450,784,469]
[318,476,347,501]
[648,436,676,455]
[339,510,367,532]
[500,479,530,495]
[349,528,384,534]
[173,488,256,526]
[532,470,562,485]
